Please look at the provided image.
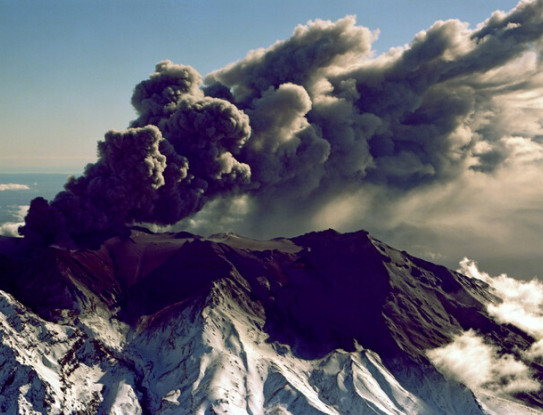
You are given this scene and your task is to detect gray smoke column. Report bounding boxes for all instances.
[20,2,543,249]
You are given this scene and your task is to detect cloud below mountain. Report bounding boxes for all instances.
[427,257,543,396]
[0,206,29,238]
[427,329,540,395]
[459,258,543,339]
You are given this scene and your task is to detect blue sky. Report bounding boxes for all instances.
[0,0,519,173]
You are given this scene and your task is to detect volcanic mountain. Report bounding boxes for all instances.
[0,228,541,414]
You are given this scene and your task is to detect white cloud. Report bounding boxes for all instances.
[0,222,22,237]
[444,259,543,395]
[524,339,543,361]
[0,206,28,238]
[458,258,543,339]
[0,183,30,191]
[12,205,29,222]
[427,330,540,395]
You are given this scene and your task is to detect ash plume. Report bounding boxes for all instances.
[20,1,543,250]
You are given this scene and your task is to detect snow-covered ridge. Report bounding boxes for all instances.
[0,228,541,414]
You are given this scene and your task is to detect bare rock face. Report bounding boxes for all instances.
[0,229,541,414]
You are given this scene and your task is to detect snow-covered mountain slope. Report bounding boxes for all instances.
[0,229,541,414]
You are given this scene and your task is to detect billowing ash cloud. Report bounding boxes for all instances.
[20,1,543,251]
[21,62,252,247]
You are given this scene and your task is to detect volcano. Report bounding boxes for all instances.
[0,228,541,414]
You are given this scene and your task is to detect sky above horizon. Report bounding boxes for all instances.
[2,0,543,281]
[1,0,519,173]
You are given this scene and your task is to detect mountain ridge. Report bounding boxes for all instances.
[0,228,541,413]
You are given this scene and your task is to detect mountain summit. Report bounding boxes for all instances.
[0,229,541,414]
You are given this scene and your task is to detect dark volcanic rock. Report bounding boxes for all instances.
[120,239,234,321]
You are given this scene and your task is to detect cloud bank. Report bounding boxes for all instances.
[428,258,543,397]
[19,1,543,257]
[457,258,543,377]
[427,329,539,395]
[0,184,30,191]
[459,258,543,339]
[0,206,29,237]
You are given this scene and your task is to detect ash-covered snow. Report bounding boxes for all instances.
[0,288,144,414]
[0,277,481,414]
